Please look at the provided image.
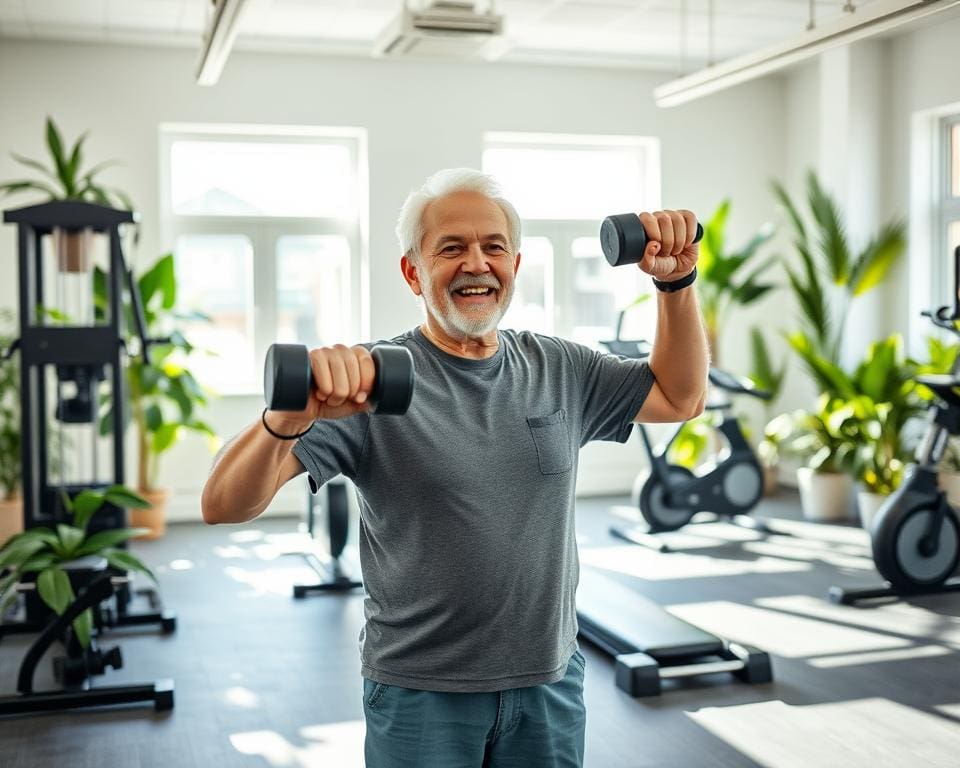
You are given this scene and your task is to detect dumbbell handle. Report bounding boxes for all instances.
[600,214,703,267]
[264,343,415,415]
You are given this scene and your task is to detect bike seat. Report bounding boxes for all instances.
[600,339,652,359]
[916,374,960,408]
[708,368,771,399]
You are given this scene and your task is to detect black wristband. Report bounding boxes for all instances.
[261,408,313,440]
[652,266,697,293]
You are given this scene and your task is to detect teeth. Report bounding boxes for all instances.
[457,287,491,295]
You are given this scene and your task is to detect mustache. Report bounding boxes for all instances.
[448,274,502,292]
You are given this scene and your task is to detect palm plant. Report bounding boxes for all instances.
[772,170,905,369]
[0,117,133,210]
[697,200,778,366]
[0,485,154,648]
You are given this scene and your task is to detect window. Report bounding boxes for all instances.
[936,116,960,307]
[483,133,660,349]
[160,126,366,394]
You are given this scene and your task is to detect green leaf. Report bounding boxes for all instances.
[102,548,157,585]
[788,331,855,399]
[0,536,49,568]
[10,152,57,181]
[771,178,807,243]
[64,131,88,196]
[138,254,177,311]
[36,567,73,615]
[0,179,60,198]
[71,490,106,530]
[151,423,180,455]
[805,170,850,284]
[699,199,730,279]
[56,524,85,558]
[75,527,151,557]
[145,403,164,431]
[850,221,907,297]
[102,484,151,510]
[72,607,93,649]
[45,117,71,194]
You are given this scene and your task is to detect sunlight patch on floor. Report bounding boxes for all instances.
[740,539,875,571]
[665,600,909,657]
[806,644,953,668]
[230,721,366,768]
[755,594,960,646]
[223,565,308,597]
[223,686,261,708]
[688,698,960,767]
[579,545,810,580]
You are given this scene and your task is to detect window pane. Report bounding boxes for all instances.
[276,236,352,348]
[483,146,649,220]
[953,123,960,198]
[171,141,354,218]
[571,236,651,348]
[950,221,960,261]
[501,236,553,334]
[175,235,255,392]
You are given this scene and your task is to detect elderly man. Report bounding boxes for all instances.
[201,168,708,768]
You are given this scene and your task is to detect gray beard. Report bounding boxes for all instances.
[419,270,514,340]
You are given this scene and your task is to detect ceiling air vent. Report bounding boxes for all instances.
[373,1,504,59]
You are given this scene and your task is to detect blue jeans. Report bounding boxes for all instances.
[363,651,587,768]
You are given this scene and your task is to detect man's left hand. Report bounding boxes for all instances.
[636,209,699,281]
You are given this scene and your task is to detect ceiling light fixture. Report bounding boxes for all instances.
[196,0,250,86]
[654,0,960,108]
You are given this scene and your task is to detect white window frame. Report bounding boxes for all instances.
[483,132,661,346]
[158,124,368,395]
[940,115,960,285]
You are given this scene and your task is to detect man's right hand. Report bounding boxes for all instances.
[265,344,375,433]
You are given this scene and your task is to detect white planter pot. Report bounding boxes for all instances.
[796,467,853,522]
[938,471,960,509]
[856,490,889,531]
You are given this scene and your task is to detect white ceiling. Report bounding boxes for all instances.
[0,0,889,71]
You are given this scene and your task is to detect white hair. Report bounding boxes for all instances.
[395,168,522,261]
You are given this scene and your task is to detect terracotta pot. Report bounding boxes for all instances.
[129,488,170,540]
[796,467,853,522]
[0,494,24,546]
[53,227,94,273]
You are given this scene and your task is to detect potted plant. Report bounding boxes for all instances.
[97,254,216,538]
[773,396,860,522]
[0,309,22,545]
[696,199,778,366]
[0,117,135,272]
[0,485,155,649]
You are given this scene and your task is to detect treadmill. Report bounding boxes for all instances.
[576,566,773,697]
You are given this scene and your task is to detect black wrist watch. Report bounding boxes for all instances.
[652,266,697,293]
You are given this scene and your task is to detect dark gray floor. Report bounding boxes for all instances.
[1,488,960,767]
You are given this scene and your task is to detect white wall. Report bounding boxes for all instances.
[1,38,787,519]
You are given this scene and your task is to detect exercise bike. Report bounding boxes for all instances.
[830,247,960,605]
[601,316,773,553]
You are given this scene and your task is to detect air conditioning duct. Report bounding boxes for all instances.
[373,1,505,59]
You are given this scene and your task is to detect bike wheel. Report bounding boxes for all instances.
[873,502,960,591]
[637,465,697,532]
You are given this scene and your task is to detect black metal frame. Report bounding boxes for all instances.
[293,477,363,598]
[0,574,173,716]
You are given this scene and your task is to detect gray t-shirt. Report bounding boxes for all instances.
[292,327,654,693]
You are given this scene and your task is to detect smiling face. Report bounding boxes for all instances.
[402,190,520,345]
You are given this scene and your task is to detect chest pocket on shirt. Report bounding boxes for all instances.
[526,409,573,475]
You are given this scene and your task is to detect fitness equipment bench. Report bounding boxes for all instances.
[577,566,772,696]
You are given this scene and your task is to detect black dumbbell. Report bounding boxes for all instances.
[264,343,415,415]
[600,214,703,267]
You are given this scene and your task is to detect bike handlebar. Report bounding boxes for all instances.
[921,245,960,335]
